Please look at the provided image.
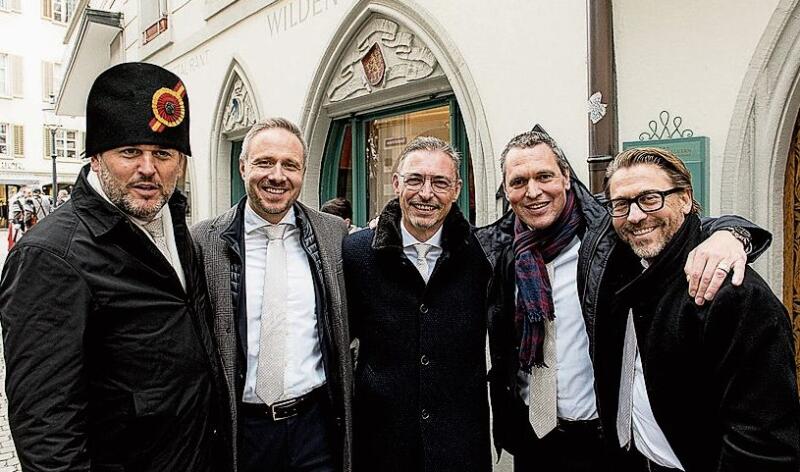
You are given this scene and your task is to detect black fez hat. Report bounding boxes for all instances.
[85,62,191,156]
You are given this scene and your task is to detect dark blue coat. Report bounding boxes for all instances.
[343,199,492,472]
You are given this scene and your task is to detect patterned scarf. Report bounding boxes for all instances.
[513,188,584,372]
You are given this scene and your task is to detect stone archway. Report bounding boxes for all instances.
[299,0,498,223]
[721,0,800,290]
[209,58,261,215]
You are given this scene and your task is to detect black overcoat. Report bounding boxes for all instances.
[343,199,493,472]
[0,165,230,471]
[594,215,799,471]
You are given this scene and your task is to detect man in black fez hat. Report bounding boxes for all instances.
[0,62,232,472]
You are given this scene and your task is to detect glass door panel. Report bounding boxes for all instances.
[364,105,450,220]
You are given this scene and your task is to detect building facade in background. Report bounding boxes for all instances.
[55,0,800,382]
[0,0,84,227]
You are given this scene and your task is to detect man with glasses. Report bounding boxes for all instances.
[477,128,770,471]
[593,147,799,471]
[343,136,493,471]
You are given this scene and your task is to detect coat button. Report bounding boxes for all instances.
[419,304,428,314]
[420,355,429,366]
[421,409,430,420]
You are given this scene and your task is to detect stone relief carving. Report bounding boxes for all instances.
[222,76,256,134]
[327,17,441,103]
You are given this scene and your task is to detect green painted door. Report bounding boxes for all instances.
[231,140,245,206]
[320,98,474,226]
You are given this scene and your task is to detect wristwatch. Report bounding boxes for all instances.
[724,226,753,254]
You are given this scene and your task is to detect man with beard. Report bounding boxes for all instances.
[593,147,799,471]
[192,118,353,472]
[0,63,230,471]
[343,136,493,471]
[477,128,771,471]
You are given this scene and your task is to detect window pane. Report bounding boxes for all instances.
[53,0,63,22]
[336,124,352,204]
[0,123,7,154]
[0,55,6,95]
[364,105,450,220]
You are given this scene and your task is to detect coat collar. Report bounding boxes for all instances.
[71,163,188,240]
[219,198,314,258]
[372,198,472,254]
[615,214,702,301]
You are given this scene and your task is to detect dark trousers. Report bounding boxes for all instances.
[617,447,679,472]
[239,395,337,472]
[513,418,610,472]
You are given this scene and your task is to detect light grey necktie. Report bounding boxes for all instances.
[143,218,170,260]
[617,309,637,448]
[414,243,432,282]
[255,224,288,405]
[529,263,558,438]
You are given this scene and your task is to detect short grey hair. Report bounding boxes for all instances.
[239,117,308,165]
[396,136,461,179]
[499,130,570,179]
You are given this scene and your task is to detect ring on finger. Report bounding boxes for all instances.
[716,262,731,273]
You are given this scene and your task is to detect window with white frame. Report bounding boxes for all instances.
[43,0,76,23]
[42,61,62,102]
[0,54,7,96]
[0,53,22,97]
[55,128,79,159]
[141,0,168,44]
[0,0,22,13]
[0,124,8,155]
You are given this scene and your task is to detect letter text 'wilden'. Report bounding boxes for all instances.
[267,0,340,37]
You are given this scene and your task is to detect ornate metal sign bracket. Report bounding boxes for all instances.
[638,110,695,141]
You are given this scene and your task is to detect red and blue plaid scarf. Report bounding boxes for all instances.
[513,188,584,372]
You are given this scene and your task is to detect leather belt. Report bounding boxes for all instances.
[554,417,602,434]
[240,387,324,422]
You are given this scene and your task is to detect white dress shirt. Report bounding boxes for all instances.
[241,204,325,403]
[623,259,685,470]
[87,170,186,289]
[518,237,599,421]
[400,222,443,280]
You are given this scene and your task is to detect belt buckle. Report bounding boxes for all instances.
[270,397,299,421]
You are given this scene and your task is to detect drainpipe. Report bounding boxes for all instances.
[586,0,618,194]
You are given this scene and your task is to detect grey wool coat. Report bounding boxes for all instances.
[191,199,353,472]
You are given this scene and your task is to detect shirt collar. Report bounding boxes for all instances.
[401,221,443,249]
[244,200,296,234]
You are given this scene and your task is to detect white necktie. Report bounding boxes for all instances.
[529,263,558,438]
[414,243,432,282]
[143,218,170,261]
[255,224,288,405]
[617,309,637,448]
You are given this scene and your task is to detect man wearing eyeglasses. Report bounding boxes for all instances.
[342,136,493,471]
[592,147,799,471]
[476,128,771,472]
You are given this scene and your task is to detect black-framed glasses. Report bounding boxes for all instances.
[606,187,685,218]
[397,173,456,193]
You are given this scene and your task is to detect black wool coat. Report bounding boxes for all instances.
[343,199,493,472]
[594,215,800,471]
[0,165,230,472]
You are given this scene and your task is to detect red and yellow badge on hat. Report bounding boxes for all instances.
[149,81,186,133]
